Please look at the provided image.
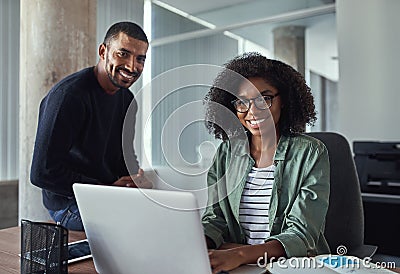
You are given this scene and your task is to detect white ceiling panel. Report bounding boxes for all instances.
[155,0,256,15]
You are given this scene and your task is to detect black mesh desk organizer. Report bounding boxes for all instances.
[21,219,68,274]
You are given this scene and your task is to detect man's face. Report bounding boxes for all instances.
[101,32,148,90]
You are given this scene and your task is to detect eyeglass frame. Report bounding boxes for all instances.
[231,92,280,113]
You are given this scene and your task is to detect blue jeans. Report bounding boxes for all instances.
[48,202,84,231]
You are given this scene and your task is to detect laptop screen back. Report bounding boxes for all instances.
[73,184,211,274]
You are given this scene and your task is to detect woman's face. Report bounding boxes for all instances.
[236,77,282,137]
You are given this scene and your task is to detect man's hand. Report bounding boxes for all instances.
[131,168,153,189]
[112,176,136,187]
[112,168,153,189]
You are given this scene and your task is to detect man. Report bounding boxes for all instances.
[30,22,151,231]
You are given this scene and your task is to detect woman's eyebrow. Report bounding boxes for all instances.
[236,89,275,97]
[259,89,275,95]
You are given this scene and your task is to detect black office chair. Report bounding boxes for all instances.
[307,132,377,258]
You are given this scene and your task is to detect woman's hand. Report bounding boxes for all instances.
[208,249,245,274]
[208,240,285,273]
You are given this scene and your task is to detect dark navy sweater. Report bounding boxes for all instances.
[30,67,139,210]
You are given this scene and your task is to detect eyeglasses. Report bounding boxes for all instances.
[231,93,280,113]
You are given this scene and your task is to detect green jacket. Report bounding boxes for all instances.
[202,134,330,257]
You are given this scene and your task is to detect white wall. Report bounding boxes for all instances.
[337,0,400,143]
[0,0,19,181]
[306,14,338,82]
[150,3,238,167]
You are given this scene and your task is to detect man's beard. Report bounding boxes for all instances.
[107,69,125,89]
[105,55,136,89]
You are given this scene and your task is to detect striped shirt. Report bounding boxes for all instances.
[239,165,275,245]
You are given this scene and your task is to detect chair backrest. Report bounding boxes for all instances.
[307,132,366,255]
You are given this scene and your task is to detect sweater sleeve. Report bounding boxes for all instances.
[120,95,139,175]
[30,90,98,197]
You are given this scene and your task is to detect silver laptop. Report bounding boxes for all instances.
[73,183,265,274]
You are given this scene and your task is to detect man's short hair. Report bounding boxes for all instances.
[103,21,148,45]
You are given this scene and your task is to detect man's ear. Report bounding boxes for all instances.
[99,43,106,60]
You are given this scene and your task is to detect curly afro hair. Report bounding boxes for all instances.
[204,52,316,141]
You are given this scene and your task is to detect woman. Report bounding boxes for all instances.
[202,53,330,273]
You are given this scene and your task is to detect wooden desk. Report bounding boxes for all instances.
[0,226,96,273]
[1,226,399,274]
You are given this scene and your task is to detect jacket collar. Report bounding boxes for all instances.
[231,135,290,161]
[274,135,290,161]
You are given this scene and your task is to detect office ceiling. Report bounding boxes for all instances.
[153,0,336,48]
[157,0,334,17]
[156,0,335,23]
[155,0,255,15]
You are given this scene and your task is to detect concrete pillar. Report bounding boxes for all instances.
[19,0,97,222]
[273,25,305,76]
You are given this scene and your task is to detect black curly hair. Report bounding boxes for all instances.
[204,52,316,141]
